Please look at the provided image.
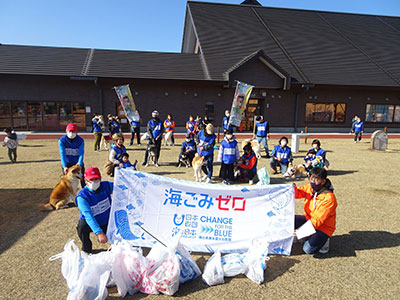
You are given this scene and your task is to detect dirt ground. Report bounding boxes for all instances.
[0,136,399,300]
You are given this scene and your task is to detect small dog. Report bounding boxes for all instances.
[283,163,308,178]
[145,144,158,166]
[100,134,112,151]
[40,164,82,211]
[241,139,261,159]
[178,151,194,168]
[192,153,205,181]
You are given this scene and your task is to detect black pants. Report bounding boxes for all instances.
[219,162,234,181]
[143,138,162,164]
[130,126,141,145]
[241,169,257,182]
[76,218,108,253]
[8,148,17,162]
[354,132,362,141]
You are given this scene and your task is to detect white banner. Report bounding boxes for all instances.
[107,169,294,255]
[229,81,254,127]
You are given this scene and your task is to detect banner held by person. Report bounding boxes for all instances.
[228,81,254,127]
[114,84,140,123]
[107,169,294,255]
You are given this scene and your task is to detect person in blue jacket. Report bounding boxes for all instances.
[107,114,121,136]
[177,133,197,166]
[352,116,364,143]
[269,136,293,175]
[129,111,141,146]
[198,123,217,183]
[75,167,113,253]
[253,115,270,158]
[58,123,85,185]
[222,110,234,134]
[107,133,127,176]
[218,129,240,184]
[143,110,163,166]
[119,153,137,170]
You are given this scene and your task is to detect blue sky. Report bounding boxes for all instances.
[1,0,399,52]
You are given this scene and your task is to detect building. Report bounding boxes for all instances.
[1,0,400,132]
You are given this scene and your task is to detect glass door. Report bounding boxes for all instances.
[239,99,260,132]
[27,102,43,130]
[11,102,28,130]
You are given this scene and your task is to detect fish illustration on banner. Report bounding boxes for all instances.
[114,84,140,123]
[228,81,254,127]
[107,169,295,255]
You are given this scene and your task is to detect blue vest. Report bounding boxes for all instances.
[92,119,102,132]
[183,140,196,152]
[186,121,196,133]
[223,116,233,130]
[76,182,112,226]
[148,119,163,138]
[273,145,291,164]
[197,130,216,157]
[130,120,140,127]
[59,135,84,165]
[242,153,257,173]
[111,145,127,163]
[255,121,268,137]
[110,120,120,134]
[354,121,364,132]
[220,139,237,164]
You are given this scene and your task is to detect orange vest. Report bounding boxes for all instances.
[295,183,337,236]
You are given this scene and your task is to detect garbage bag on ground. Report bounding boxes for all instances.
[221,252,247,277]
[176,244,202,284]
[202,250,224,286]
[243,241,270,284]
[256,167,270,185]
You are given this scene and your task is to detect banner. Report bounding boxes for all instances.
[228,81,254,127]
[107,169,294,255]
[114,84,140,123]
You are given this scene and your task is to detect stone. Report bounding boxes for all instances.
[370,130,388,151]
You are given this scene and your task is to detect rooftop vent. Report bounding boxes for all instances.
[240,0,262,6]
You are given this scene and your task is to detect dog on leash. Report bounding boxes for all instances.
[40,164,82,211]
[283,163,308,178]
[100,134,112,151]
[145,144,158,166]
[192,153,205,181]
[241,139,261,159]
[178,151,194,168]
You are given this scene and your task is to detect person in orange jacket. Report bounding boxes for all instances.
[294,167,337,254]
[163,114,175,146]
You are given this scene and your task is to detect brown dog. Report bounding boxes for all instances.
[40,164,82,211]
[192,153,205,182]
[283,163,308,178]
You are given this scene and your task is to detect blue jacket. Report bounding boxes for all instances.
[147,118,163,139]
[76,181,113,234]
[111,144,127,163]
[181,140,196,153]
[272,145,292,164]
[197,129,216,157]
[122,161,137,170]
[130,120,140,127]
[58,135,84,168]
[255,121,269,137]
[109,120,120,135]
[92,119,102,133]
[352,121,364,132]
[241,153,257,173]
[222,116,233,130]
[219,139,239,164]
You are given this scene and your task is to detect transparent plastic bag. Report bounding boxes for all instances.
[176,244,201,284]
[243,240,270,284]
[148,250,180,296]
[221,252,247,277]
[202,250,224,286]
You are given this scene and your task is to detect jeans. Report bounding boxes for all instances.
[256,136,269,156]
[130,126,141,145]
[8,148,17,162]
[201,153,214,179]
[354,132,362,142]
[295,215,330,254]
[93,132,102,151]
[76,218,108,253]
[269,158,289,174]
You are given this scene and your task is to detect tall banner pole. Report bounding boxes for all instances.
[113,84,140,125]
[228,81,254,127]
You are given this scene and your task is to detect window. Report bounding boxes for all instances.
[204,102,214,122]
[365,104,399,123]
[0,102,12,129]
[305,103,346,123]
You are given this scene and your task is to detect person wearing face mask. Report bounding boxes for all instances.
[218,129,240,184]
[142,110,163,166]
[253,115,270,158]
[107,114,121,136]
[105,133,127,177]
[197,123,217,183]
[163,114,175,146]
[238,144,258,184]
[306,139,329,170]
[75,167,113,253]
[222,110,233,134]
[186,115,197,139]
[58,123,85,184]
[351,117,364,143]
[293,167,337,254]
[269,136,293,175]
[177,134,197,166]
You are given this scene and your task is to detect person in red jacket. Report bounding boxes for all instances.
[294,167,337,254]
[237,144,258,184]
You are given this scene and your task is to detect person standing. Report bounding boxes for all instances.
[186,115,197,139]
[269,136,292,175]
[218,129,240,184]
[58,123,85,185]
[163,114,175,146]
[129,112,141,146]
[2,128,18,163]
[75,167,113,253]
[92,114,103,152]
[352,116,364,143]
[253,115,270,158]
[107,114,121,136]
[198,123,216,183]
[222,110,233,134]
[143,110,163,166]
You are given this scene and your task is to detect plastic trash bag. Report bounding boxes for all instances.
[202,250,224,286]
[221,252,247,277]
[243,241,270,284]
[257,167,270,185]
[140,132,150,141]
[176,244,201,284]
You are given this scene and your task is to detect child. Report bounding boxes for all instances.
[352,116,364,143]
[237,144,258,184]
[2,128,18,163]
[294,167,337,254]
[218,129,240,184]
[119,153,137,170]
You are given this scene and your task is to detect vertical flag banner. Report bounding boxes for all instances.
[114,84,140,123]
[107,169,295,255]
[229,81,254,127]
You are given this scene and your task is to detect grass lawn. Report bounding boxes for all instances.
[0,137,399,299]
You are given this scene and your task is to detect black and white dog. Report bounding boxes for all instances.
[178,151,195,168]
[145,144,158,166]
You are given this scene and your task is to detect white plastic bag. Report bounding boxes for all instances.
[140,132,150,141]
[221,252,247,277]
[202,250,224,286]
[243,241,270,284]
[256,167,270,185]
[176,244,201,284]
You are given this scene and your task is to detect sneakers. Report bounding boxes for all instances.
[201,175,208,181]
[138,143,142,146]
[249,180,254,185]
[205,178,211,184]
[319,238,330,254]
[142,162,147,166]
[354,141,357,144]
[155,163,160,167]
[222,180,228,185]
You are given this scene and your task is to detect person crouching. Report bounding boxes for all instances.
[237,144,258,185]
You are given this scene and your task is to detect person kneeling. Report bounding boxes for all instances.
[294,167,337,254]
[75,167,113,253]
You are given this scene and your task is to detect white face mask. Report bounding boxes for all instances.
[281,141,287,146]
[185,139,191,143]
[312,144,318,149]
[226,134,233,140]
[87,181,100,191]
[67,132,76,139]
